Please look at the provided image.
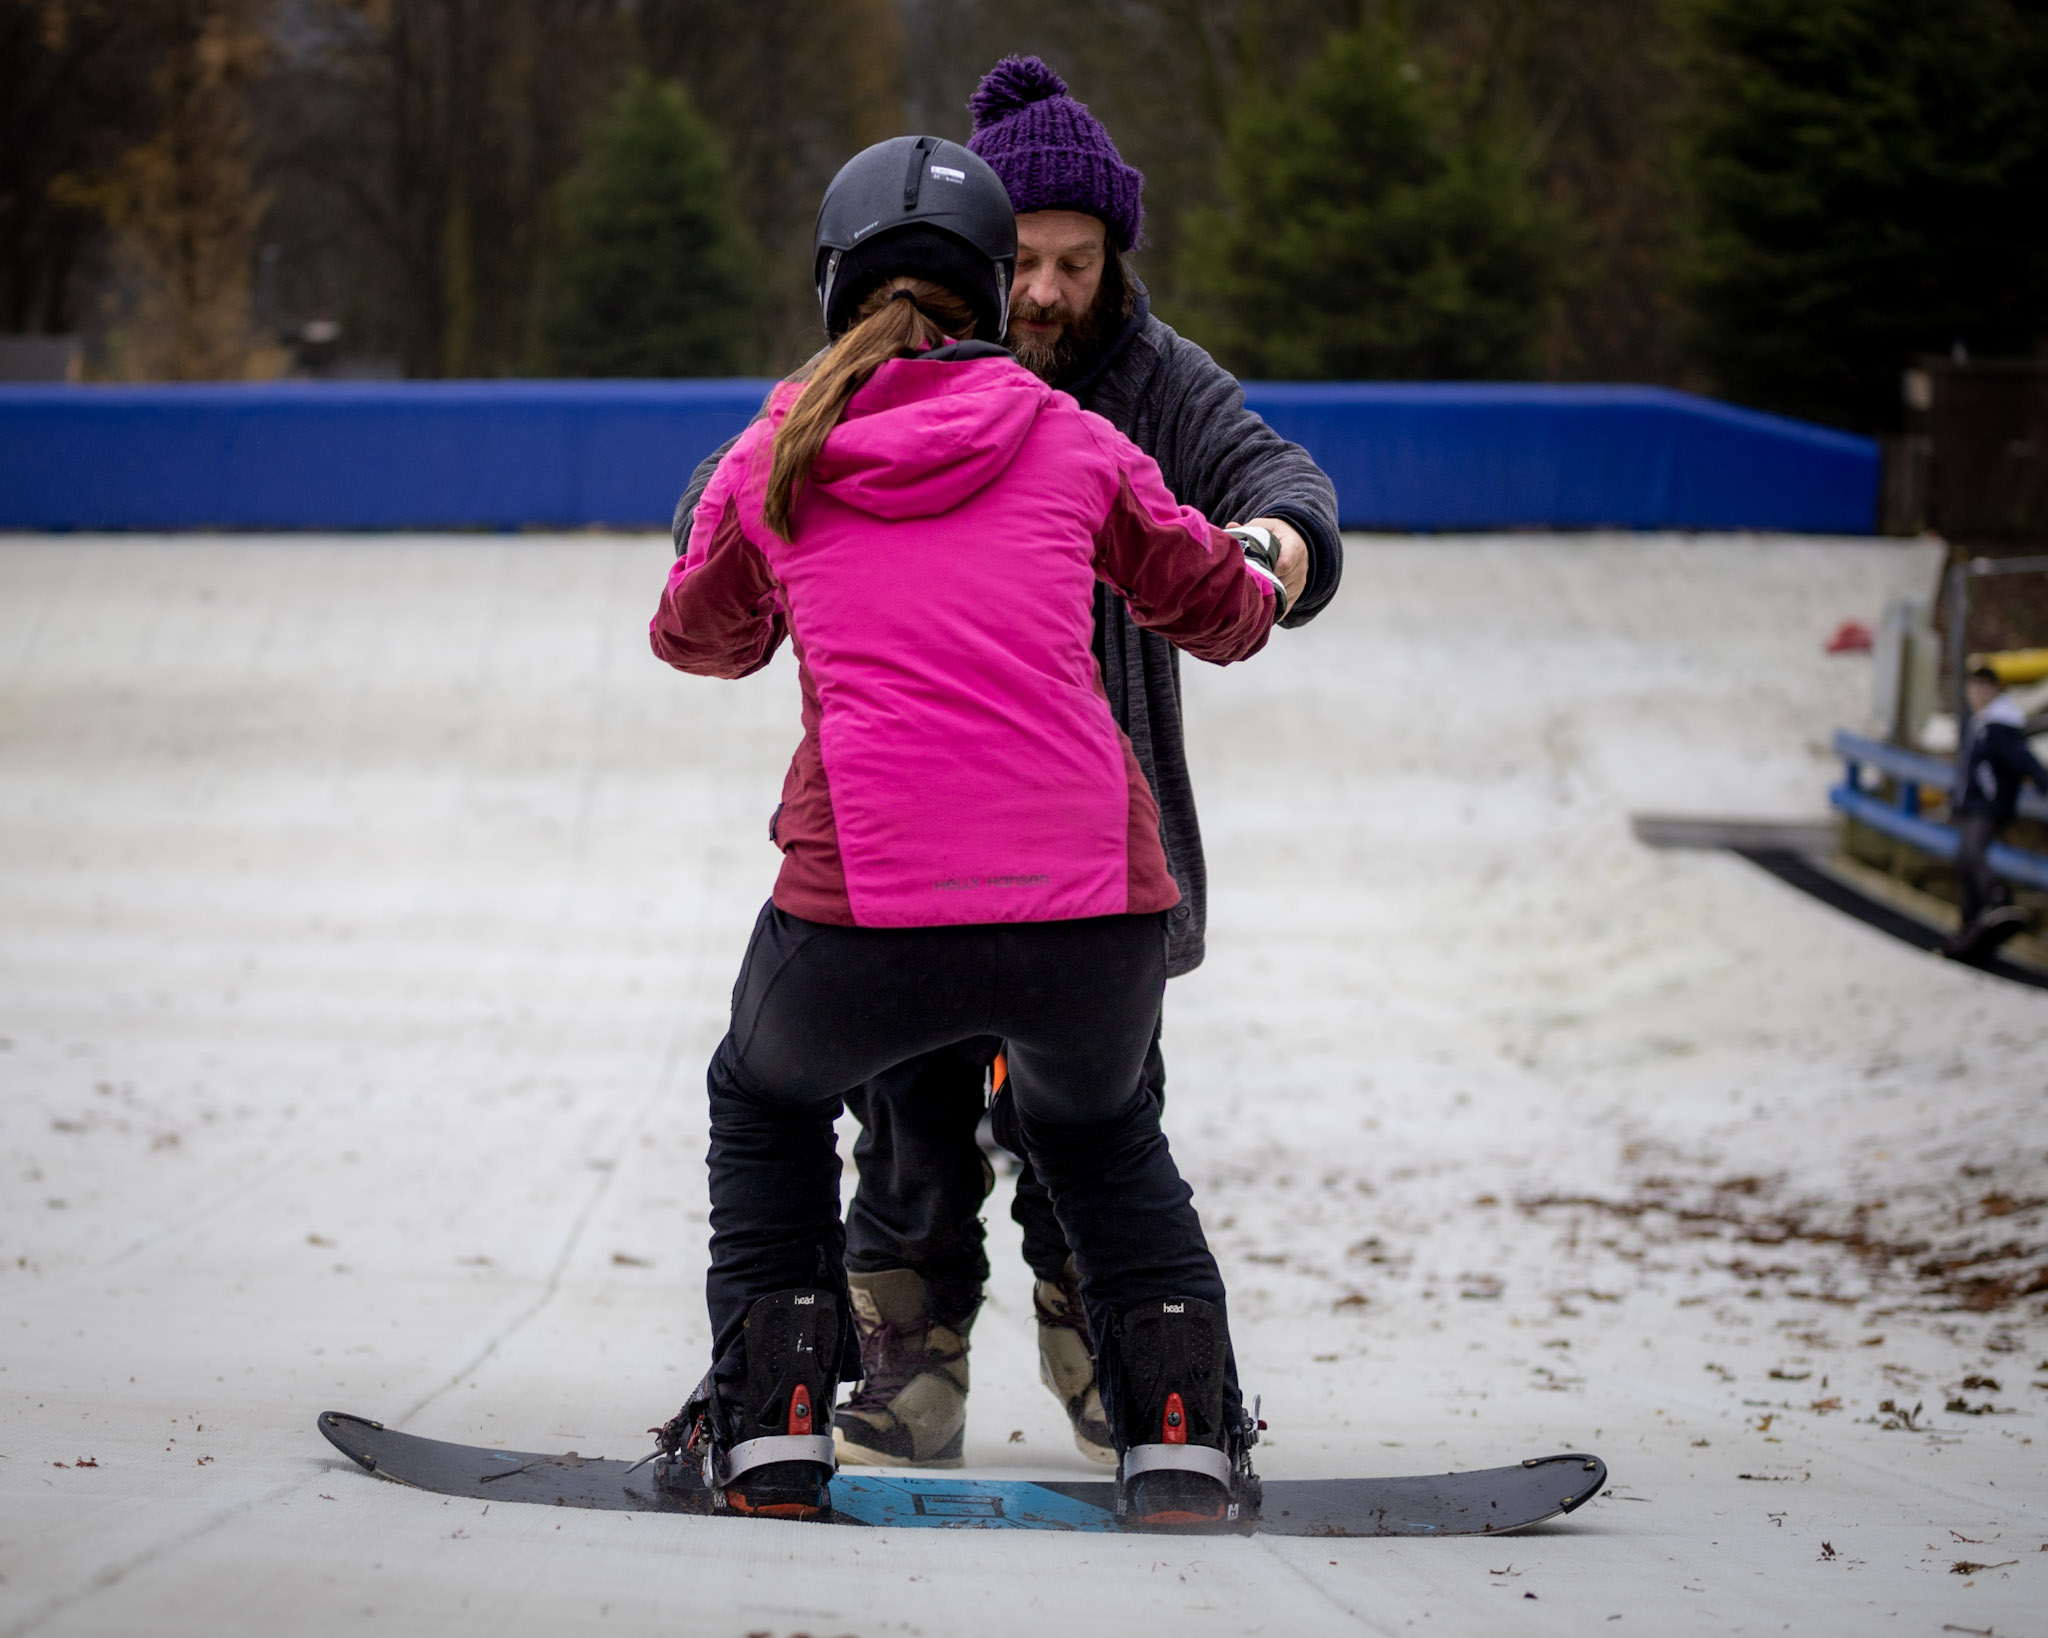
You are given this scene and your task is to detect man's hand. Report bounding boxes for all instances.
[1230,516,1309,610]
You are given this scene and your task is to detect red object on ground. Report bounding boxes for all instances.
[1825,620,1874,654]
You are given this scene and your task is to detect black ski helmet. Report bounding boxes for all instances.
[813,135,1017,342]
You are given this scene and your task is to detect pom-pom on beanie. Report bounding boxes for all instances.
[966,56,1143,251]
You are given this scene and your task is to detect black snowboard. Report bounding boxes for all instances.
[319,1412,1606,1537]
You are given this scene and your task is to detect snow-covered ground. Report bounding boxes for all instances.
[2,531,2041,1638]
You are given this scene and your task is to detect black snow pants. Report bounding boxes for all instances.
[703,903,1235,1424]
[842,1029,1168,1328]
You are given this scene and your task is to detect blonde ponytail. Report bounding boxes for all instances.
[763,277,979,540]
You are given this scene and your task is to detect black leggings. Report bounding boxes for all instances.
[703,903,1234,1421]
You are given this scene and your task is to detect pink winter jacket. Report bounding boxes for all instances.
[649,352,1276,930]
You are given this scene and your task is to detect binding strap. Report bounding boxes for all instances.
[1120,1441,1235,1486]
[718,1433,837,1483]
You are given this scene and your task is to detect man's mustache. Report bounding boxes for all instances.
[1011,297,1079,328]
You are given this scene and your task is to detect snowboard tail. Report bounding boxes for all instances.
[318,1411,1605,1537]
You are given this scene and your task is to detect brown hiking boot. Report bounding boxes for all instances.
[833,1269,972,1468]
[1034,1259,1116,1467]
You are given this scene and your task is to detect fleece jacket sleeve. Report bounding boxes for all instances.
[649,442,785,679]
[1148,328,1342,628]
[672,432,743,557]
[1089,427,1277,667]
[675,362,826,555]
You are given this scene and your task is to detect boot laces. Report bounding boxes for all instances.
[1033,1277,1092,1341]
[844,1317,952,1412]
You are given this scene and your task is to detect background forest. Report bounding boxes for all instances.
[3,0,2044,433]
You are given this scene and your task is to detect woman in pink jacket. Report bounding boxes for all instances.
[646,137,1283,1529]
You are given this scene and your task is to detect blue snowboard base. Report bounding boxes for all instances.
[318,1411,1605,1537]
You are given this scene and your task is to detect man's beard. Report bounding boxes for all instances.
[1008,280,1116,385]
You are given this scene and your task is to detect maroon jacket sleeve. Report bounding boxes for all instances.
[1086,421,1277,665]
[649,447,786,679]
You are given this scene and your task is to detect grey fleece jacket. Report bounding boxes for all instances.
[672,291,1343,975]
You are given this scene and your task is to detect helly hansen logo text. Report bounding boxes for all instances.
[934,874,1050,892]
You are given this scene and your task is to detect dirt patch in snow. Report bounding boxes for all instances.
[1519,1165,2048,1317]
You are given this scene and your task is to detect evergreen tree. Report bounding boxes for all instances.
[541,73,766,377]
[636,0,904,371]
[1681,0,2048,432]
[1175,24,1560,380]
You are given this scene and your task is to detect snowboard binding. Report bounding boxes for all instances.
[1109,1296,1261,1531]
[649,1288,842,1519]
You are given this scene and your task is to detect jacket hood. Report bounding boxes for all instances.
[798,355,1050,520]
[1975,695,2027,731]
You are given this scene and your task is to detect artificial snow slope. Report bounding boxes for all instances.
[1,532,2040,1638]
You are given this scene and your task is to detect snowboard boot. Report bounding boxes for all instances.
[1034,1259,1116,1467]
[833,1269,973,1468]
[651,1288,841,1519]
[1110,1296,1260,1531]
[1942,903,2028,961]
[1976,904,2030,949]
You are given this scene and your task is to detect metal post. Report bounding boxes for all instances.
[1946,558,1970,748]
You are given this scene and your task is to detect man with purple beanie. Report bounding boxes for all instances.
[670,56,1342,1471]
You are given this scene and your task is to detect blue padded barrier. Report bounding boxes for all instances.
[1240,383,1878,534]
[0,380,767,532]
[0,378,1877,534]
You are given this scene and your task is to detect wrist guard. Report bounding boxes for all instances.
[1225,524,1291,623]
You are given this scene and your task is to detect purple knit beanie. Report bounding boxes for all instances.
[967,57,1144,252]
